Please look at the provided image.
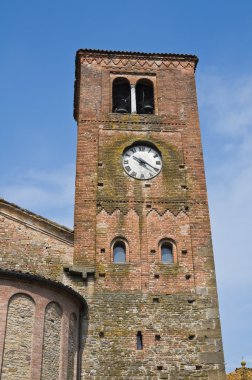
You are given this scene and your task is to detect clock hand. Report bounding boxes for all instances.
[135,157,157,171]
[133,156,145,165]
[132,156,157,174]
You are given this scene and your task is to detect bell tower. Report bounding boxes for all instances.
[73,49,226,379]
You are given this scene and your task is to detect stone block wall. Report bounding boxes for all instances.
[0,271,85,380]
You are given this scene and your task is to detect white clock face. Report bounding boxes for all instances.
[122,144,162,180]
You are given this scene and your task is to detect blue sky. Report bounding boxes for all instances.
[1,0,252,372]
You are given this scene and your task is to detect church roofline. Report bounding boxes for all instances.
[0,198,73,245]
[0,268,86,307]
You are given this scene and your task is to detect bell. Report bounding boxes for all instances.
[113,80,131,113]
[115,98,130,113]
[136,82,154,114]
[142,102,154,114]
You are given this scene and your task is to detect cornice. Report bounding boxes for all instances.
[0,268,86,306]
[80,55,196,71]
[76,48,198,66]
[78,118,186,127]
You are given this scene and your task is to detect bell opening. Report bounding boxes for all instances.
[113,77,131,114]
[136,79,154,115]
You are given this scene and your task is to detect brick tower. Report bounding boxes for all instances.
[72,49,226,379]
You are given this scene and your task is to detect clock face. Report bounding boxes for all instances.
[122,144,162,180]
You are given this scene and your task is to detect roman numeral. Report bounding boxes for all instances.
[125,153,131,157]
[131,171,137,177]
[154,168,159,172]
[154,154,158,158]
[156,161,161,165]
[131,148,136,153]
[139,146,145,151]
[125,166,131,172]
[149,172,153,177]
[124,160,129,164]
[140,174,145,179]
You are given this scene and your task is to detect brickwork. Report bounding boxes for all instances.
[0,199,73,281]
[72,49,226,379]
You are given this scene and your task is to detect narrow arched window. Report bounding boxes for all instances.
[136,331,143,350]
[113,241,126,263]
[161,242,173,264]
[136,79,154,114]
[112,77,131,113]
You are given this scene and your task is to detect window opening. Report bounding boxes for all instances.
[188,334,195,340]
[136,79,154,114]
[161,242,173,264]
[137,331,143,350]
[113,241,126,263]
[112,78,131,113]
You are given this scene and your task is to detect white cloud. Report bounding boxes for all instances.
[198,72,252,371]
[198,72,252,285]
[199,74,252,137]
[0,164,75,228]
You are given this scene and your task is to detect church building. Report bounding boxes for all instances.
[0,49,226,379]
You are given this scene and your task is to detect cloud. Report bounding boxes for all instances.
[0,164,75,228]
[199,74,252,138]
[198,72,252,285]
[198,72,252,371]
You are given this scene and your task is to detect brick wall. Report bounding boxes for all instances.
[71,50,226,379]
[0,200,73,281]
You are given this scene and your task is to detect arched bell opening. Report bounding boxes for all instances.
[136,79,154,115]
[112,77,131,113]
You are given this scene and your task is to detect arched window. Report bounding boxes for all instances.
[113,240,126,263]
[112,77,131,113]
[136,79,154,114]
[161,242,173,264]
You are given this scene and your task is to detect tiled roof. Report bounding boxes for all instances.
[227,367,252,379]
